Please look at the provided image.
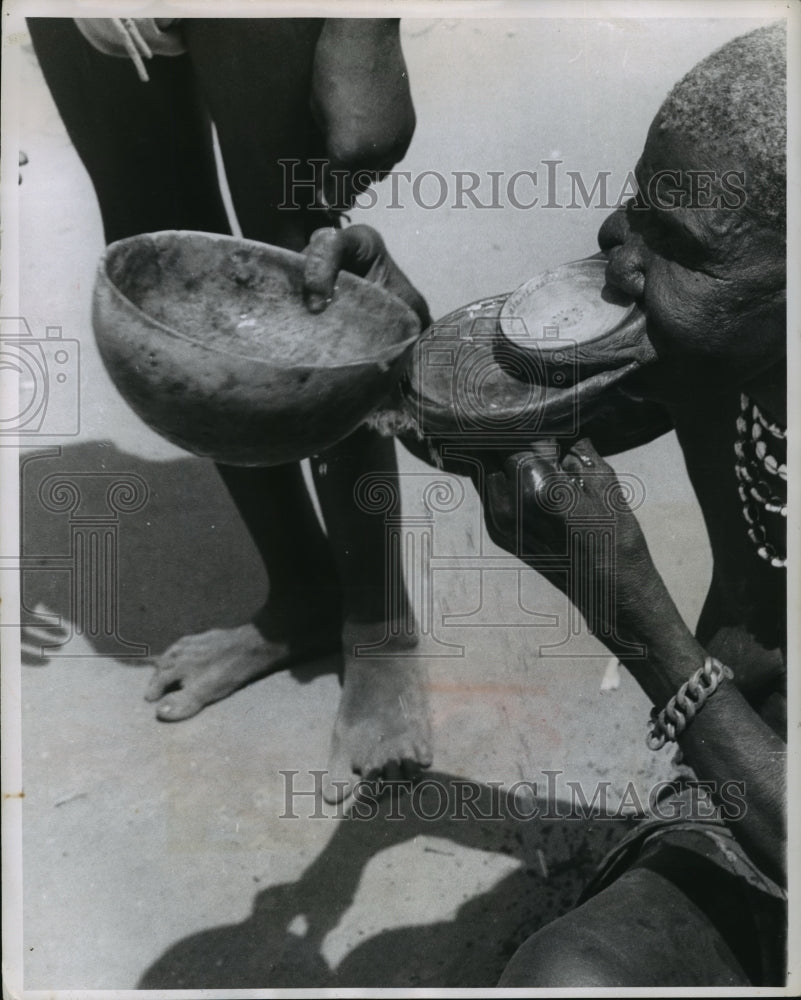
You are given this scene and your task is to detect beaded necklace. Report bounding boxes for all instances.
[734,393,786,568]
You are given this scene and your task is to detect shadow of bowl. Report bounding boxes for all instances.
[92,231,421,466]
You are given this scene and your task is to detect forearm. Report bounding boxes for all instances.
[491,440,787,883]
[313,18,414,170]
[679,682,785,883]
[615,576,786,884]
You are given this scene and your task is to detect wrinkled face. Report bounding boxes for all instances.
[598,120,785,403]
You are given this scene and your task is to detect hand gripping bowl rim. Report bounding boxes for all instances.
[96,231,422,371]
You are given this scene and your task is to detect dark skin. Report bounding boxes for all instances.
[29,17,430,804]
[310,19,417,209]
[489,125,788,881]
[305,122,786,984]
[492,133,786,986]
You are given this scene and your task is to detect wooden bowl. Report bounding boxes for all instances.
[92,231,421,465]
[498,258,653,385]
[395,281,670,473]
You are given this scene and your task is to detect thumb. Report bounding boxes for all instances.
[303,225,387,312]
[303,227,344,313]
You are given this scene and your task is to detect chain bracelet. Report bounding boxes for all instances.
[647,656,734,750]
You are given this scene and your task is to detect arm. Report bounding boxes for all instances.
[482,439,786,883]
[311,19,416,208]
[617,574,785,885]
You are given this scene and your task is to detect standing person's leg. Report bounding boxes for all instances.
[28,18,342,721]
[27,17,229,241]
[185,18,431,797]
[184,17,327,250]
[309,429,431,799]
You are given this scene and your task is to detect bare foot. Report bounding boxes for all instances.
[322,619,433,803]
[146,622,339,722]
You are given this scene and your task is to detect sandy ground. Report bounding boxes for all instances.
[9,14,766,991]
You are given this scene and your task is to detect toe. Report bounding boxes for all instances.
[322,771,356,804]
[162,638,193,659]
[161,631,209,658]
[415,740,434,769]
[383,759,403,783]
[401,756,423,781]
[155,691,205,722]
[144,666,177,702]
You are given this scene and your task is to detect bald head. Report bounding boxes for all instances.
[655,22,786,227]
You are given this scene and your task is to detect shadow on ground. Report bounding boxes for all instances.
[137,773,631,988]
[18,440,334,685]
[19,441,632,989]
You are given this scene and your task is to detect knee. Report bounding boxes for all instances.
[498,919,619,989]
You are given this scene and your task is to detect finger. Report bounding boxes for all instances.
[339,224,388,273]
[303,225,386,312]
[563,438,611,477]
[303,227,345,312]
[525,438,562,460]
[485,468,514,516]
[502,439,559,471]
[124,18,153,60]
[502,441,560,489]
[144,664,178,701]
[571,437,605,466]
[504,443,593,521]
[484,467,526,550]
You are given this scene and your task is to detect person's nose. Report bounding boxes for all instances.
[598,205,647,300]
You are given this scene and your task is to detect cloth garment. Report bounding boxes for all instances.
[579,787,786,985]
[74,18,186,60]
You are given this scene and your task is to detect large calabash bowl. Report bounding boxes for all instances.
[92,231,421,466]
